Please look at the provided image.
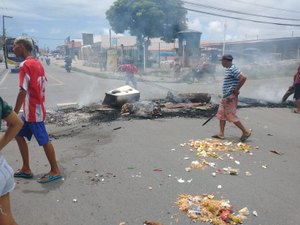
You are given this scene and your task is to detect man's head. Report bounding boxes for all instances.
[220,54,233,67]
[13,36,33,59]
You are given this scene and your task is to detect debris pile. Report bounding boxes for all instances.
[121,102,162,118]
[186,138,251,160]
[176,194,249,225]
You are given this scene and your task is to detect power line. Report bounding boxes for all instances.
[184,7,300,27]
[227,0,300,14]
[183,1,300,21]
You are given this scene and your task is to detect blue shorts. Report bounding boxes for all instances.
[0,158,15,197]
[17,116,49,146]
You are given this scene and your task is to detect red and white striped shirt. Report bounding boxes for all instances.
[19,57,47,122]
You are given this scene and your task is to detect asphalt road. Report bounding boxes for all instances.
[3,107,300,225]
[0,62,299,225]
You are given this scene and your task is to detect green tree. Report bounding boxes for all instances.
[106,0,187,66]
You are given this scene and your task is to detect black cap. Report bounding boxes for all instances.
[221,54,233,61]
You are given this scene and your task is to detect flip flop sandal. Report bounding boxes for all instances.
[211,134,225,140]
[36,174,62,183]
[14,171,34,179]
[240,132,251,142]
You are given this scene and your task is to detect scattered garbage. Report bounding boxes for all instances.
[261,164,268,169]
[187,138,252,160]
[144,220,164,225]
[177,178,185,183]
[177,194,248,224]
[245,171,252,176]
[270,150,284,155]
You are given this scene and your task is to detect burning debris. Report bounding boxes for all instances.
[46,85,293,127]
[121,101,162,118]
[166,91,211,103]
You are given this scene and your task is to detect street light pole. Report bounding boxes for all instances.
[2,15,13,69]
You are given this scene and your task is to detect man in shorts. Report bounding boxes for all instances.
[212,54,251,142]
[12,36,61,183]
[293,66,300,113]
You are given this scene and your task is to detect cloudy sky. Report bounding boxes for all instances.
[1,0,300,50]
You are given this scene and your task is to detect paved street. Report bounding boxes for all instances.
[4,107,300,225]
[0,61,299,225]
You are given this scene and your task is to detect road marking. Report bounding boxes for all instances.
[46,73,64,86]
[0,70,10,87]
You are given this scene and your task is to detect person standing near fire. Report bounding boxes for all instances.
[292,66,300,113]
[212,54,251,142]
[12,36,61,183]
[117,61,142,89]
[173,58,181,80]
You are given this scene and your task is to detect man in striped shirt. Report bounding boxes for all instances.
[212,54,251,142]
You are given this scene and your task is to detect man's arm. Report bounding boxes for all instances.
[14,88,26,114]
[233,73,247,96]
[0,111,23,151]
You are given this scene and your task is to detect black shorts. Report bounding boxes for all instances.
[294,83,300,100]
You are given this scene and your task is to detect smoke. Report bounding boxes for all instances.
[77,77,105,107]
[249,83,289,102]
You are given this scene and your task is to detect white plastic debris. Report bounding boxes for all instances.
[239,207,250,216]
[185,167,191,172]
[217,185,222,189]
[177,178,185,183]
[212,172,217,177]
[252,210,258,216]
[73,198,78,203]
[191,161,200,167]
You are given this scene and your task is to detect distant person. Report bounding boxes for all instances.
[212,54,251,142]
[292,66,300,113]
[64,55,72,72]
[12,36,61,183]
[99,52,107,71]
[0,97,23,225]
[281,67,300,102]
[117,62,142,89]
[173,59,181,80]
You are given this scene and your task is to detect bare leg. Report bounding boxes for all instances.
[43,141,60,176]
[15,136,31,174]
[233,120,251,136]
[219,120,226,138]
[0,193,18,225]
[295,99,300,113]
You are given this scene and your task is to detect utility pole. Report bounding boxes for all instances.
[222,20,227,56]
[2,15,13,69]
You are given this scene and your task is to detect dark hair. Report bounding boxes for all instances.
[14,37,33,52]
